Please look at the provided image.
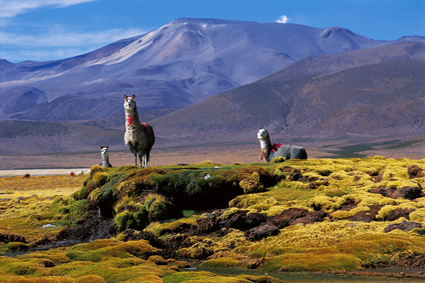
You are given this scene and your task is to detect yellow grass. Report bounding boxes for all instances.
[0,175,85,241]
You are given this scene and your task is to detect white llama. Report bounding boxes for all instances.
[123,94,155,168]
[257,128,307,162]
[100,146,113,167]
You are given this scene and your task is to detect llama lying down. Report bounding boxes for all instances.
[257,128,307,162]
[123,94,155,168]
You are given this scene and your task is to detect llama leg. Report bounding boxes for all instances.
[134,153,138,168]
[143,153,148,168]
[139,153,146,169]
[141,154,145,168]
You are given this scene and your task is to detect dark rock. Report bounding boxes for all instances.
[392,186,424,200]
[292,211,328,225]
[372,174,383,183]
[370,186,397,198]
[347,205,383,223]
[0,232,27,244]
[41,259,55,268]
[55,213,116,243]
[338,198,357,211]
[290,169,303,181]
[159,234,193,259]
[408,165,425,179]
[219,210,266,230]
[196,210,225,234]
[246,258,264,269]
[278,166,303,181]
[31,211,117,248]
[267,208,310,228]
[244,223,280,241]
[370,185,424,200]
[163,234,192,250]
[386,208,414,221]
[384,221,422,233]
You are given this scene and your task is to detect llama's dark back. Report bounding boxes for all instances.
[136,123,155,156]
[273,145,308,160]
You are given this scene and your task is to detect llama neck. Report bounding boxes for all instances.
[102,152,109,162]
[101,152,111,167]
[259,138,271,152]
[259,137,272,160]
[125,108,141,127]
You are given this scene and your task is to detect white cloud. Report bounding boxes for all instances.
[276,15,290,24]
[0,0,97,18]
[0,48,87,62]
[0,27,145,62]
[0,28,144,47]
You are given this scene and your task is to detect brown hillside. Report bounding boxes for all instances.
[0,121,125,156]
[152,42,425,145]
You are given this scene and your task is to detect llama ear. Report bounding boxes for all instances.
[131,94,136,99]
[123,94,127,99]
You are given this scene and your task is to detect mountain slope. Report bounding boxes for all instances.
[152,42,425,143]
[0,18,401,122]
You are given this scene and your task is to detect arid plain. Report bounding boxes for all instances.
[1,137,425,173]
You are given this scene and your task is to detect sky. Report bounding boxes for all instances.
[0,0,424,63]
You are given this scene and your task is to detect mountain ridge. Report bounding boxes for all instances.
[1,18,417,122]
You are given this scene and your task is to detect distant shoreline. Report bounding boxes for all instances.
[0,168,91,177]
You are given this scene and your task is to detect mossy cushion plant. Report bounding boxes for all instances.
[4,157,425,282]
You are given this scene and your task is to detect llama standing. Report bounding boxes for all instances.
[123,94,155,168]
[257,128,307,162]
[100,146,113,167]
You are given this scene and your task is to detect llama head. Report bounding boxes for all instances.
[100,146,109,156]
[123,94,136,111]
[257,128,269,141]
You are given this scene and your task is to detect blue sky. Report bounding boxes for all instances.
[1,0,424,63]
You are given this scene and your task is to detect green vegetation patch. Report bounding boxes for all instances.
[66,239,160,262]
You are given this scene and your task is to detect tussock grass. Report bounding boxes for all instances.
[0,175,85,241]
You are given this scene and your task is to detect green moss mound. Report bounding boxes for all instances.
[71,163,280,231]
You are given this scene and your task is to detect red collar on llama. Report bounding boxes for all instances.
[271,143,283,153]
[127,118,150,132]
[142,122,151,132]
[260,143,283,160]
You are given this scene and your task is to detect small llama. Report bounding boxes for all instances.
[257,128,307,162]
[123,94,155,168]
[100,146,113,168]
